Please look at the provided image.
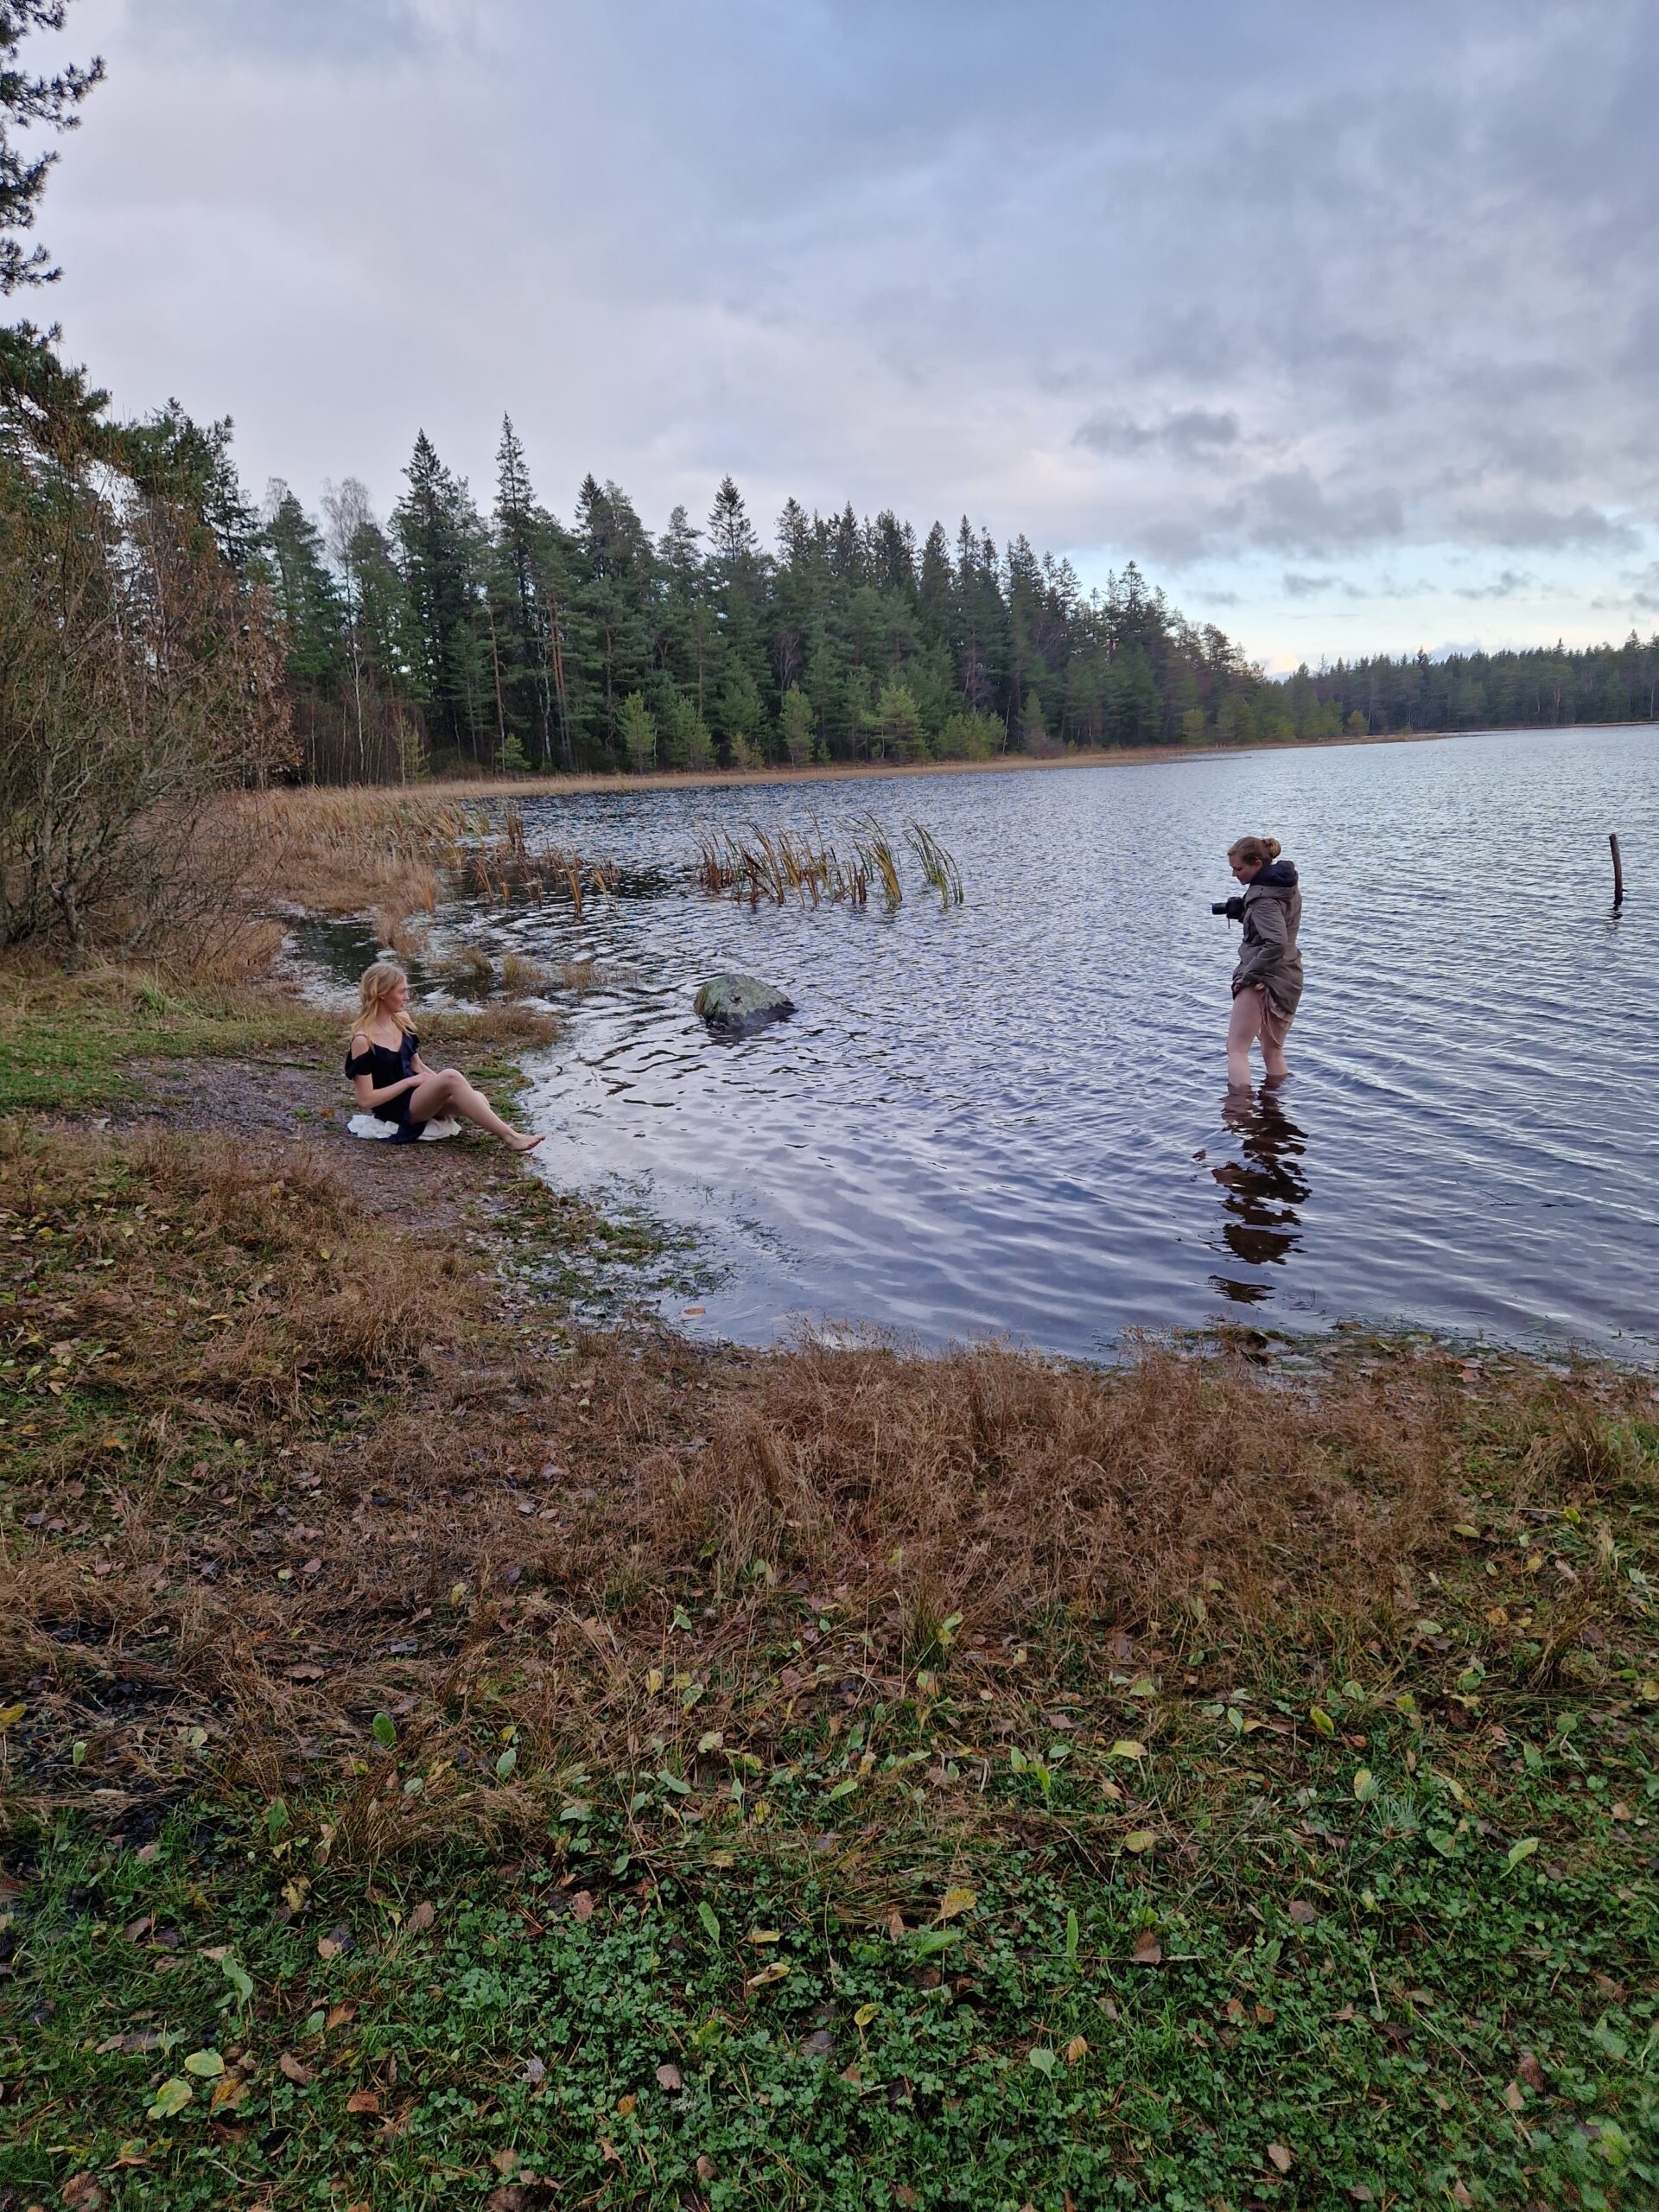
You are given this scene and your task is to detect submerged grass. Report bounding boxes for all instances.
[2,976,1656,2207]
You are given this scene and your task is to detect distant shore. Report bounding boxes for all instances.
[401,719,1654,801]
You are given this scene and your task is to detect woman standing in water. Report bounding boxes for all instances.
[346,962,543,1151]
[1224,835,1303,1091]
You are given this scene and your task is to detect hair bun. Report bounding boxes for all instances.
[1262,837,1281,860]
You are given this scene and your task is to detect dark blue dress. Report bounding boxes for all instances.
[345,1031,426,1142]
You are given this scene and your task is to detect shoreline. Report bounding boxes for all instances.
[382,719,1656,801]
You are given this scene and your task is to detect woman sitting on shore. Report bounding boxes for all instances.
[1224,835,1304,1092]
[346,961,543,1153]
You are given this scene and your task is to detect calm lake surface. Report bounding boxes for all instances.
[448,727,1656,1358]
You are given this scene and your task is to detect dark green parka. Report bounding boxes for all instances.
[1231,859,1304,1018]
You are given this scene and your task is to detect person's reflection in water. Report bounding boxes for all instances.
[1208,1091,1310,1305]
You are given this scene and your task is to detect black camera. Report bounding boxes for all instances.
[1211,895,1244,921]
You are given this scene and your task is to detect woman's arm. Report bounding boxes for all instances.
[352,1071,423,1110]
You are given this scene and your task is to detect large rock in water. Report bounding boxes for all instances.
[694,973,796,1033]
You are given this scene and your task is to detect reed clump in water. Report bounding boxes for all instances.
[692,817,962,912]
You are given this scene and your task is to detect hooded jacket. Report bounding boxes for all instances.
[1231,858,1304,1017]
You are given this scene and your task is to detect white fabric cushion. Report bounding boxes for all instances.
[346,1113,464,1142]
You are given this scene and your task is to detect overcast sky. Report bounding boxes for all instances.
[27,0,1659,668]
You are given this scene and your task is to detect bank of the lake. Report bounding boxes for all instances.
[3,957,1657,2212]
[296,715,1659,805]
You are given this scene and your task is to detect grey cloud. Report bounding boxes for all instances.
[1454,569,1537,601]
[1448,503,1642,554]
[1220,470,1406,559]
[1282,572,1334,600]
[137,0,435,60]
[1073,406,1240,460]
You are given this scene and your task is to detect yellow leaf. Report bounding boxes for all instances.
[646,1669,664,1694]
[745,1961,791,1988]
[1452,1523,1480,1540]
[615,2093,636,2118]
[853,2002,880,2028]
[1109,1740,1146,1759]
[1309,1707,1335,1736]
[1353,1769,1378,1802]
[1064,2034,1089,2066]
[936,1886,977,1923]
[1123,1830,1157,1853]
[0,1703,25,1731]
[747,1929,782,1945]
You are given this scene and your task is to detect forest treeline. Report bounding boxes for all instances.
[159,413,1659,781]
[264,418,1310,782]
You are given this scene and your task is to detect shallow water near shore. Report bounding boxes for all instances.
[425,728,1657,1357]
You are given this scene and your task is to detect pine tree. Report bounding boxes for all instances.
[1,2,104,295]
[490,414,555,767]
[618,690,658,774]
[779,683,814,766]
[393,430,490,762]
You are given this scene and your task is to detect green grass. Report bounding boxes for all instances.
[5,1703,1657,2211]
[0,975,338,1116]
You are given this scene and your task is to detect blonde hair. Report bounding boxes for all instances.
[1227,835,1281,870]
[353,960,415,1038]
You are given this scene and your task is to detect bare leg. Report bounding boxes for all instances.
[406,1069,543,1151]
[1226,988,1263,1091]
[1259,998,1293,1087]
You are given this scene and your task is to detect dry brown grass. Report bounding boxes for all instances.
[3,1116,1653,1860]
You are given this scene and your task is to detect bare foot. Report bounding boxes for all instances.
[507,1132,544,1154]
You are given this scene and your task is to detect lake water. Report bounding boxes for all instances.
[434,727,1656,1359]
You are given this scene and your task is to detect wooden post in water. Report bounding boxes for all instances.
[1610,833,1624,909]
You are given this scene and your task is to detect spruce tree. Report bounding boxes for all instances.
[1,1,104,294]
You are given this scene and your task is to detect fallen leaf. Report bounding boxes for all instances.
[656,2063,683,2091]
[1449,2182,1473,2209]
[1288,1899,1318,1925]
[696,2156,716,2182]
[747,1928,782,1945]
[1348,2188,1375,2204]
[1064,2034,1088,2066]
[490,2147,520,2177]
[854,2002,880,2028]
[182,2050,224,2078]
[1267,2143,1293,2174]
[523,2054,547,2084]
[746,1961,791,1988]
[1122,1829,1156,1854]
[1131,1929,1162,1966]
[1109,1739,1146,1759]
[61,2176,105,2210]
[113,2142,149,2167]
[616,2093,636,2118]
[1504,1836,1539,1872]
[346,2088,379,2114]
[936,1885,977,1922]
[1503,2080,1525,2111]
[406,1900,435,1936]
[277,2053,315,2085]
[146,2077,193,2119]
[1309,1706,1336,1736]
[1027,2046,1056,2075]
[1516,2052,1548,2092]
[571,1891,595,1923]
[209,2076,250,2113]
[326,2002,357,2030]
